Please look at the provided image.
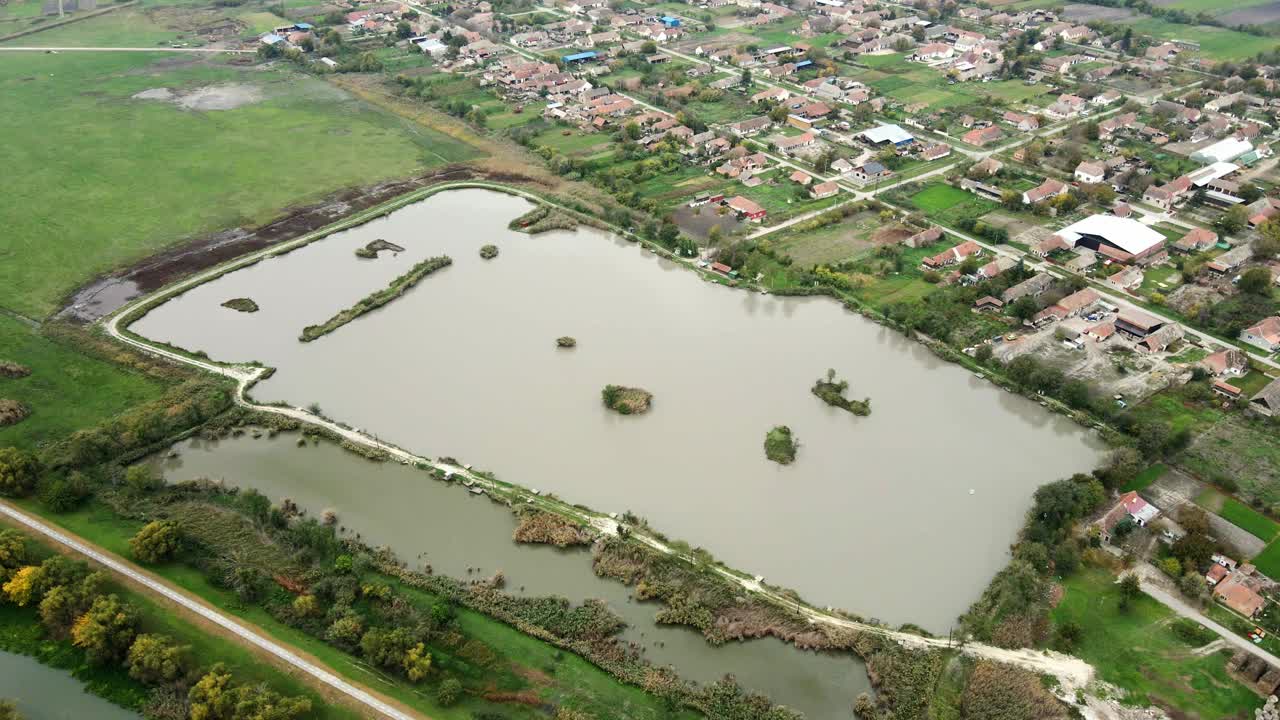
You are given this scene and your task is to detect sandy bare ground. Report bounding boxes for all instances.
[132,83,263,110]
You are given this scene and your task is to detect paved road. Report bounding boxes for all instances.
[0,46,254,53]
[1134,564,1280,667]
[0,501,420,720]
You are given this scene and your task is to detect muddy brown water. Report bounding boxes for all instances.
[0,650,139,720]
[131,187,1106,632]
[152,434,870,719]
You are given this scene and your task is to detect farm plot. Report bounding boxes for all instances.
[773,211,883,266]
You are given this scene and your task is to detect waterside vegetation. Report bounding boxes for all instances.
[811,370,871,417]
[219,298,259,314]
[764,426,798,465]
[299,255,452,342]
[601,385,653,415]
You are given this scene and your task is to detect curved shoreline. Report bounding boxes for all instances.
[101,182,1096,697]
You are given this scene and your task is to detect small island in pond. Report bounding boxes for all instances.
[556,336,577,348]
[602,385,651,415]
[764,425,797,464]
[221,298,259,313]
[354,239,405,259]
[812,369,871,416]
[479,244,499,259]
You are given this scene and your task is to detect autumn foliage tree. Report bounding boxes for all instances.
[71,594,140,665]
[0,448,39,497]
[129,520,181,564]
[127,634,192,685]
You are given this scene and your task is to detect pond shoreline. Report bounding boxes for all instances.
[106,183,1102,715]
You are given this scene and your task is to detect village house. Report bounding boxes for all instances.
[1074,161,1105,185]
[1022,178,1068,205]
[1097,491,1161,543]
[1241,316,1280,353]
[922,240,982,269]
[1253,378,1280,416]
[974,295,1004,312]
[1002,111,1040,132]
[921,143,951,161]
[1138,323,1184,353]
[1108,265,1144,291]
[1213,380,1244,400]
[810,181,840,199]
[903,226,943,249]
[1002,273,1054,303]
[1213,566,1267,617]
[851,161,891,184]
[1207,244,1253,276]
[1202,348,1249,376]
[725,195,767,222]
[789,170,813,186]
[1034,287,1100,325]
[1174,228,1218,253]
[961,125,1003,147]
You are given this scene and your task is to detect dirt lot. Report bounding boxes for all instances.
[992,313,1186,402]
[1166,283,1226,318]
[133,83,264,111]
[1219,2,1280,26]
[1062,3,1139,21]
[672,204,743,240]
[981,213,1043,243]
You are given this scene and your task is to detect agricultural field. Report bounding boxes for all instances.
[906,183,999,226]
[1181,413,1280,505]
[0,317,167,449]
[852,54,1055,111]
[1197,488,1280,542]
[1126,18,1279,61]
[0,39,482,319]
[1050,568,1259,718]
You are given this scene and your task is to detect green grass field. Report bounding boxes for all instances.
[1051,568,1259,717]
[0,39,481,319]
[909,184,973,213]
[1127,18,1278,61]
[0,318,166,449]
[1197,488,1280,542]
[1252,537,1280,579]
[1122,464,1167,493]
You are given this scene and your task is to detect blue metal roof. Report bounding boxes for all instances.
[562,51,597,62]
[295,22,313,29]
[794,59,813,68]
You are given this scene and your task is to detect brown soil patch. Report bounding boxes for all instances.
[0,399,30,427]
[1219,2,1280,25]
[871,226,912,245]
[0,362,31,379]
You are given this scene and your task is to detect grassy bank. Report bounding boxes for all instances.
[0,319,168,450]
[0,36,481,319]
[1050,568,1258,717]
[0,519,360,719]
